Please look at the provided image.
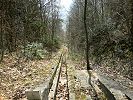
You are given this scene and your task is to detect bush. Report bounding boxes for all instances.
[21,42,48,60]
[42,37,60,52]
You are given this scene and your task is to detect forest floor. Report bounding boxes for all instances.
[0,46,133,100]
[0,48,63,100]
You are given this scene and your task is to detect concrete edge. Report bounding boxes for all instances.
[48,59,62,100]
[91,70,130,100]
[25,53,63,100]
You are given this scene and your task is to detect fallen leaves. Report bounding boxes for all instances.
[56,64,69,100]
[0,52,60,99]
[0,96,4,100]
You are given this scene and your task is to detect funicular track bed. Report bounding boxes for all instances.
[48,53,69,100]
[26,53,133,100]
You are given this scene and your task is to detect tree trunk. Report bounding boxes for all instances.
[129,0,133,80]
[131,0,133,50]
[84,0,91,70]
[0,13,4,62]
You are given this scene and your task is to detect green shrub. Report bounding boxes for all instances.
[21,42,48,60]
[42,37,60,52]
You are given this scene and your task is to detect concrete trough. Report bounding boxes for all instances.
[90,71,132,100]
[48,60,62,100]
[25,54,63,100]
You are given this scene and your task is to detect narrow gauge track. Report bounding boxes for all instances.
[55,58,69,100]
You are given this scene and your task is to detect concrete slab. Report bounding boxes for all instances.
[75,70,90,88]
[91,71,132,100]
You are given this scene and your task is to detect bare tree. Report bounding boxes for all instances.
[84,0,91,70]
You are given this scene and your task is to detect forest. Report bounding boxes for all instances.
[67,0,133,80]
[0,0,133,100]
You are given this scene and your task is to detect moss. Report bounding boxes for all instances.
[81,93,87,100]
[75,91,87,100]
[99,93,107,100]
